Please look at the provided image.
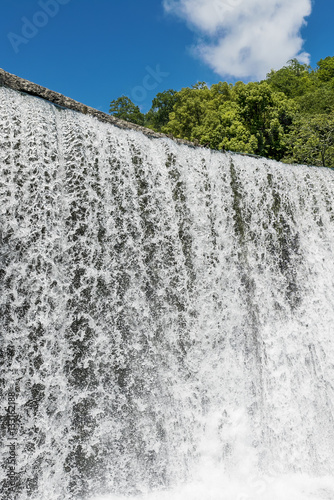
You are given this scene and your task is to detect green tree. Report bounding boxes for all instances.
[145,89,178,131]
[161,79,295,158]
[109,96,145,126]
[161,82,238,149]
[234,81,297,158]
[316,56,334,82]
[266,59,314,98]
[188,101,258,153]
[294,57,334,115]
[118,55,334,167]
[283,113,334,168]
[297,86,334,115]
[162,84,212,140]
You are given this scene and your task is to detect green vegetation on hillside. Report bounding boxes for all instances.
[109,57,334,168]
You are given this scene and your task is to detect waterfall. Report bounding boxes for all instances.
[1,85,334,500]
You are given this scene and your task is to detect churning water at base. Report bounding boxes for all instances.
[1,86,334,500]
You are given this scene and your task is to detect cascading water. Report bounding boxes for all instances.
[1,85,334,500]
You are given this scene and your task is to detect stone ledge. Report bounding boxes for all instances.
[0,68,197,148]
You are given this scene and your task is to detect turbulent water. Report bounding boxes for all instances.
[1,86,334,500]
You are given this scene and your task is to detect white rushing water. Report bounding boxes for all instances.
[0,86,334,500]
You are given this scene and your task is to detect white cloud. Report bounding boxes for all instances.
[163,0,312,79]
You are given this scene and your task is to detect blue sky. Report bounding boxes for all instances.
[1,0,333,114]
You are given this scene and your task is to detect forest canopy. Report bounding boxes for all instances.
[109,57,334,169]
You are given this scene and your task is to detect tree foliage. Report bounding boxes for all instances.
[316,57,334,82]
[109,56,334,168]
[284,113,334,168]
[145,90,178,131]
[109,96,145,126]
[265,59,314,98]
